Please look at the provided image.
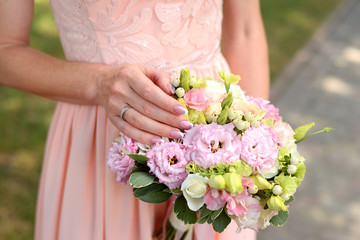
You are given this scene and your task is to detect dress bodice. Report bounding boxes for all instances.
[50,0,223,73]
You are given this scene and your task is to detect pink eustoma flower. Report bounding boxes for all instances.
[183,123,242,169]
[246,95,282,123]
[146,142,189,190]
[240,124,279,173]
[107,135,138,183]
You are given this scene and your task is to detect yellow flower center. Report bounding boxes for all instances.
[169,156,178,165]
[210,141,222,153]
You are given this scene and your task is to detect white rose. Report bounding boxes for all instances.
[181,174,208,211]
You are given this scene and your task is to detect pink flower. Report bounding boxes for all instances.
[146,142,189,190]
[184,88,209,111]
[183,123,242,169]
[232,196,263,231]
[204,188,227,211]
[273,122,295,149]
[240,124,279,173]
[107,135,138,183]
[246,95,281,122]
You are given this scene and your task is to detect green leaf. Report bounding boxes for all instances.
[211,207,223,220]
[133,183,166,198]
[284,196,295,205]
[262,118,274,128]
[137,189,172,203]
[130,166,149,175]
[198,215,209,224]
[294,164,306,182]
[212,209,231,233]
[171,188,182,194]
[174,195,197,224]
[295,127,334,144]
[114,137,122,143]
[129,171,155,188]
[294,122,315,141]
[200,205,212,218]
[270,211,289,226]
[128,154,149,164]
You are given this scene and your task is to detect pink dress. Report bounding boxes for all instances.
[35,0,256,239]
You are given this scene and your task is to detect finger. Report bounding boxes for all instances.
[126,88,192,130]
[108,114,162,145]
[142,66,175,96]
[129,67,187,116]
[122,107,185,140]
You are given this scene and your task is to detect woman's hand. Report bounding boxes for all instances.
[97,64,192,145]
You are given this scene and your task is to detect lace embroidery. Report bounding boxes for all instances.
[50,0,223,68]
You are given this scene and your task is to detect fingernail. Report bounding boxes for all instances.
[169,130,184,139]
[168,84,175,95]
[174,106,188,115]
[151,137,164,145]
[179,121,193,130]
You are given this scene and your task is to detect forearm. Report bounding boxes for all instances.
[0,44,109,104]
[222,0,270,99]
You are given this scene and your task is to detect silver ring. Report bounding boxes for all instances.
[120,105,132,120]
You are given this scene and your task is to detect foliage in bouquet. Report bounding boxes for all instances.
[107,68,332,236]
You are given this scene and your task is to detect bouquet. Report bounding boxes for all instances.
[107,69,331,239]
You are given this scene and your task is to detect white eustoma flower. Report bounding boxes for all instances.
[205,79,226,102]
[181,174,208,211]
[137,142,152,155]
[229,84,246,99]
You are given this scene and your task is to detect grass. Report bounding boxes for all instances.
[0,0,343,239]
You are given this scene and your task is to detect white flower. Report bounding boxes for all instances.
[273,122,295,149]
[205,79,226,102]
[137,142,152,155]
[261,158,279,179]
[257,209,278,230]
[229,84,245,99]
[181,174,208,211]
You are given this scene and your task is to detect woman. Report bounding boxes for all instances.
[0,0,269,239]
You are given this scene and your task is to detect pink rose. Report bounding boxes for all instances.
[183,123,242,169]
[146,142,189,190]
[107,135,138,183]
[184,88,209,111]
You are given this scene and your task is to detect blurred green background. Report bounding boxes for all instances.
[0,0,343,239]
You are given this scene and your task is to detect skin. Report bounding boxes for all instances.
[0,0,269,144]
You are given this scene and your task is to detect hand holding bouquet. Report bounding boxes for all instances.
[107,69,331,238]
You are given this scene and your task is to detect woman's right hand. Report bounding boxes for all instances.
[96,64,192,145]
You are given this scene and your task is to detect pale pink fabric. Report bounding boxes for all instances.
[35,1,256,239]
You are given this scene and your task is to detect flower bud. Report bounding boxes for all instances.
[233,120,246,130]
[272,185,283,195]
[244,121,251,129]
[171,77,180,88]
[175,87,185,98]
[223,173,243,194]
[287,165,297,175]
[250,119,260,127]
[208,175,226,190]
[290,156,300,165]
[227,108,237,120]
[244,112,253,121]
[280,193,290,201]
[217,106,229,125]
[189,76,198,87]
[248,185,258,194]
[267,195,287,211]
[250,175,273,190]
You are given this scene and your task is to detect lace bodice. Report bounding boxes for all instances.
[50,0,223,74]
